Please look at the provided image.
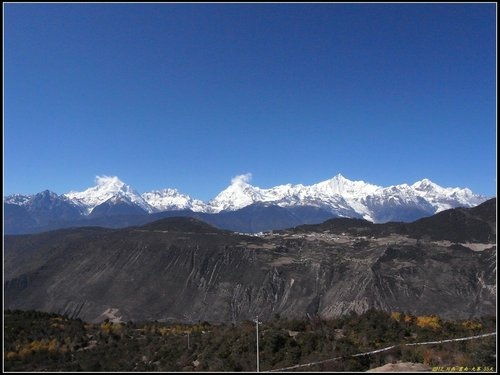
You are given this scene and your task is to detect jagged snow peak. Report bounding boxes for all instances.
[205,173,487,219]
[4,190,75,207]
[208,173,265,212]
[313,173,381,197]
[411,178,485,212]
[64,175,153,214]
[5,174,489,223]
[206,174,488,220]
[142,188,207,213]
[4,194,33,206]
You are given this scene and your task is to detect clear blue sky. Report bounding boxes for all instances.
[4,3,497,200]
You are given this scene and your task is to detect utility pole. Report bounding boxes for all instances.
[183,313,193,351]
[254,315,262,372]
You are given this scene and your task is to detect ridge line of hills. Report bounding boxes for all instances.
[4,198,496,323]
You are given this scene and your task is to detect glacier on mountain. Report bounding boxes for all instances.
[4,173,489,224]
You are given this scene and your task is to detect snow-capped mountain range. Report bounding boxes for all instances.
[5,174,488,225]
[65,176,152,215]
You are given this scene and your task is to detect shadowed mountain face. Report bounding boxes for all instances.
[88,198,149,218]
[4,200,496,323]
[4,203,337,235]
[291,198,497,244]
[4,191,84,233]
[4,204,37,234]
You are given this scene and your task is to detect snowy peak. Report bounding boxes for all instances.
[5,173,489,224]
[411,178,451,197]
[198,173,488,218]
[230,173,253,188]
[4,194,33,206]
[409,178,485,212]
[96,175,126,190]
[313,174,381,197]
[65,175,152,214]
[142,188,207,212]
[91,176,137,197]
[61,176,208,214]
[5,190,74,207]
[411,178,474,197]
[209,173,263,212]
[412,178,438,191]
[205,174,488,221]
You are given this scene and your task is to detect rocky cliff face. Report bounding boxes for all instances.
[4,200,496,323]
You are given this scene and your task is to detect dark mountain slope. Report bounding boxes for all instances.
[26,190,83,223]
[4,203,37,234]
[88,198,148,218]
[468,197,496,220]
[4,203,496,323]
[4,227,113,282]
[203,203,336,233]
[140,216,229,233]
[403,207,495,243]
[4,203,338,235]
[5,219,264,322]
[291,198,496,244]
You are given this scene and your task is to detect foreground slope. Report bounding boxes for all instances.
[4,200,496,323]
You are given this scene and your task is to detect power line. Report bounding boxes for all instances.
[266,332,496,372]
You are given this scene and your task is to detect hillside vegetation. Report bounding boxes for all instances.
[4,309,495,372]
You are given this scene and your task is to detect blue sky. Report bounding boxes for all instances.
[4,3,496,200]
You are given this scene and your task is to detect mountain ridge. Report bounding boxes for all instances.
[4,200,496,323]
[4,174,490,234]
